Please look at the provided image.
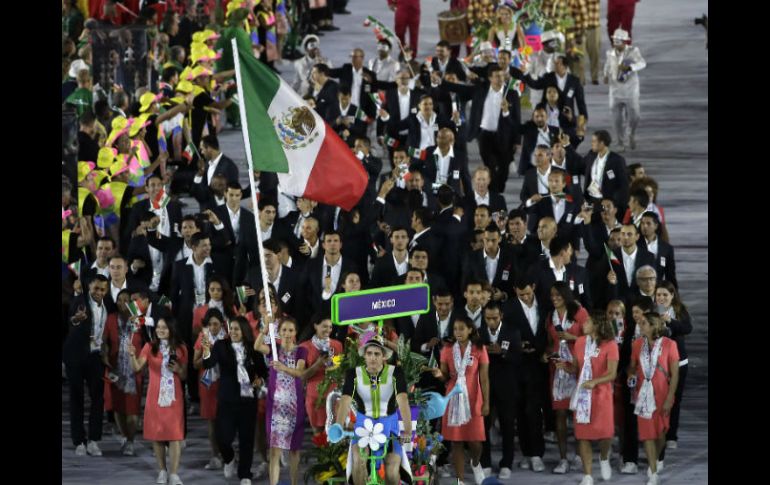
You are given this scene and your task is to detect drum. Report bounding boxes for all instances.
[438,10,469,46]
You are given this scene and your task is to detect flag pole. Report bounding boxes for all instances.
[231,39,279,360]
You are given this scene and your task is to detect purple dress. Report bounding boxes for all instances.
[266,345,307,450]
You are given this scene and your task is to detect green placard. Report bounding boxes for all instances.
[331,283,431,326]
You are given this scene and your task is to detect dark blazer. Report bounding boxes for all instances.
[513,68,588,120]
[127,234,164,290]
[170,257,216,343]
[311,79,339,120]
[241,172,279,204]
[428,57,468,81]
[583,151,629,215]
[664,308,692,363]
[377,87,422,139]
[462,247,519,297]
[479,321,523,379]
[518,122,560,175]
[103,277,148,312]
[203,339,269,404]
[212,205,257,285]
[505,235,542,273]
[360,154,384,202]
[463,191,508,219]
[370,251,409,289]
[414,146,472,197]
[189,154,240,209]
[606,246,657,302]
[503,297,547,374]
[233,217,292,286]
[527,259,592,314]
[328,64,378,117]
[557,144,588,187]
[125,199,183,246]
[63,294,111,364]
[431,207,468,296]
[299,256,359,321]
[397,112,456,155]
[529,196,583,249]
[643,239,678,288]
[442,79,521,148]
[408,227,442,269]
[325,102,367,146]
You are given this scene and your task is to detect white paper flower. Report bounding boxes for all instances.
[355,418,387,451]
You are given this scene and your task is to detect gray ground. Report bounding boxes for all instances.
[62,0,707,482]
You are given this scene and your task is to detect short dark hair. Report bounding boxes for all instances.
[409,245,429,258]
[514,275,535,290]
[182,214,200,227]
[475,204,490,215]
[487,64,503,77]
[162,67,178,82]
[258,197,277,211]
[191,232,210,247]
[628,162,643,175]
[419,94,434,104]
[145,173,163,185]
[201,134,219,150]
[96,236,116,247]
[630,188,650,208]
[412,207,433,227]
[79,109,96,126]
[141,210,157,222]
[262,238,282,255]
[464,278,483,290]
[433,287,453,299]
[90,274,109,285]
[226,182,242,192]
[338,84,352,96]
[508,208,526,222]
[390,225,410,237]
[594,130,612,147]
[436,40,451,49]
[437,185,455,206]
[483,301,503,314]
[484,223,501,235]
[323,229,342,241]
[549,236,572,255]
[535,144,551,152]
[355,136,371,148]
[313,63,330,76]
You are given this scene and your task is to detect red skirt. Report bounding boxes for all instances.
[199,380,219,420]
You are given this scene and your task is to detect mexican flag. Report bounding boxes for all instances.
[408,147,428,161]
[507,78,526,96]
[383,134,400,148]
[181,142,198,162]
[355,107,372,123]
[604,243,620,267]
[67,260,81,276]
[236,286,249,305]
[232,42,368,211]
[152,187,170,209]
[127,298,147,317]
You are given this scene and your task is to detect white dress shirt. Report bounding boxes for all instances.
[553,197,566,223]
[207,153,222,186]
[187,254,213,305]
[622,247,638,287]
[351,67,363,107]
[487,323,502,344]
[480,86,505,132]
[91,261,110,278]
[261,222,273,242]
[474,191,490,207]
[89,296,107,352]
[537,166,552,195]
[393,253,409,276]
[269,264,283,289]
[228,206,241,244]
[417,112,438,149]
[549,257,566,281]
[410,227,430,250]
[321,256,343,300]
[434,146,454,184]
[484,248,500,284]
[398,90,411,121]
[304,238,320,258]
[520,298,540,336]
[591,150,610,188]
[466,305,483,328]
[646,236,659,258]
[110,279,127,303]
[556,72,568,92]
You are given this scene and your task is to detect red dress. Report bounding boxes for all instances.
[440,343,489,442]
[103,314,144,415]
[631,337,679,441]
[546,307,588,410]
[141,343,188,441]
[573,337,619,440]
[193,332,220,420]
[192,303,239,335]
[299,338,344,428]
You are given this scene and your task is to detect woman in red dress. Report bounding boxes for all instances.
[193,308,228,471]
[102,289,144,456]
[430,316,490,485]
[628,312,679,485]
[559,315,619,485]
[544,281,589,474]
[299,316,343,434]
[191,275,238,337]
[129,318,188,485]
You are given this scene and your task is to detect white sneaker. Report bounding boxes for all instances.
[224,459,236,478]
[666,440,677,450]
[181,439,186,449]
[657,460,664,472]
[75,444,86,456]
[579,475,594,485]
[553,459,569,474]
[620,462,638,474]
[600,459,611,480]
[531,456,545,472]
[122,441,135,456]
[240,480,252,485]
[439,464,453,478]
[519,458,531,470]
[471,460,486,485]
[572,454,583,469]
[281,449,288,467]
[168,473,183,485]
[156,470,168,484]
[86,441,102,456]
[254,462,268,478]
[483,467,492,476]
[498,467,512,479]
[646,472,660,485]
[544,431,557,443]
[205,456,223,470]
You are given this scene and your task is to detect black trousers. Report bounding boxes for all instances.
[481,373,517,469]
[621,377,639,464]
[516,364,546,458]
[217,397,258,480]
[660,363,688,460]
[66,352,105,446]
[477,130,512,193]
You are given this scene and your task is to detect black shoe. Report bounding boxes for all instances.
[320,25,340,31]
[592,80,599,85]
[334,9,352,15]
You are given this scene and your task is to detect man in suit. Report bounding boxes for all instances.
[531,236,592,312]
[368,38,401,83]
[579,198,623,309]
[377,69,423,154]
[520,145,555,206]
[415,127,472,197]
[504,209,541,272]
[408,246,448,293]
[446,65,521,193]
[326,85,367,147]
[528,169,583,250]
[408,207,440,263]
[512,54,588,126]
[479,301,522,478]
[148,215,202,295]
[293,215,323,271]
[170,232,215,348]
[606,223,656,302]
[504,277,547,473]
[232,197,290,287]
[125,174,183,248]
[410,288,458,386]
[105,255,147,311]
[464,166,508,218]
[257,239,300,318]
[518,107,560,175]
[79,236,115,289]
[299,230,359,323]
[329,49,378,118]
[428,40,468,82]
[534,216,558,262]
[639,211,677,287]
[64,275,110,457]
[463,224,518,304]
[551,133,587,190]
[428,185,466,294]
[209,183,257,285]
[353,137,383,204]
[393,95,455,159]
[582,130,630,216]
[127,211,168,293]
[458,279,485,329]
[309,63,339,120]
[190,134,239,212]
[370,226,411,289]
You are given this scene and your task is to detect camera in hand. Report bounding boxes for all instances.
[168,353,177,367]
[555,324,564,332]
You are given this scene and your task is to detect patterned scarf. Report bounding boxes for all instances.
[117,316,137,395]
[634,338,663,419]
[552,310,577,401]
[158,340,176,407]
[233,342,254,398]
[200,328,226,387]
[447,342,473,426]
[208,299,224,313]
[570,336,597,424]
[311,335,330,352]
